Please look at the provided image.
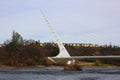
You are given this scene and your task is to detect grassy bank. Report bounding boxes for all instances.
[0,59,119,70]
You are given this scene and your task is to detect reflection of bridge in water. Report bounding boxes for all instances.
[40,10,120,63]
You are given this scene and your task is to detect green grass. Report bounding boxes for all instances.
[0,61,4,65]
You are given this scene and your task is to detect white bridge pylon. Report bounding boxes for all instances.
[40,10,71,58]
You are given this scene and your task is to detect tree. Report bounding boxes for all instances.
[11,30,24,46]
[4,30,24,56]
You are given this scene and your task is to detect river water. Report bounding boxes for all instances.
[0,66,120,80]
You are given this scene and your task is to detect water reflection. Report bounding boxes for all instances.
[0,67,120,80]
[80,77,99,80]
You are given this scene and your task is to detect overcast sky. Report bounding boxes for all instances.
[0,0,120,46]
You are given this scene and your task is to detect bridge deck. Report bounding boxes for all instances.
[51,56,120,59]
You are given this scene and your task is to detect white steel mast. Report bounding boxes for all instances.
[40,10,71,58]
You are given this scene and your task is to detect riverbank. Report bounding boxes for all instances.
[0,60,119,70]
[0,65,16,70]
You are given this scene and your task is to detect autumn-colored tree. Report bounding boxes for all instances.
[0,31,120,66]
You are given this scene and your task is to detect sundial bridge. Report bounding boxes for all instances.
[40,10,120,64]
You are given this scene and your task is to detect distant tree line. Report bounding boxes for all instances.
[0,31,120,66]
[65,44,120,56]
[0,31,58,66]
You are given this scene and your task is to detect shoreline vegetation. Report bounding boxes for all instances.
[0,58,119,70]
[0,31,120,70]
